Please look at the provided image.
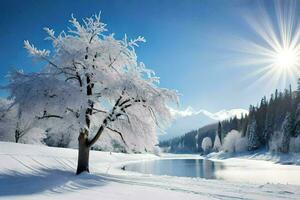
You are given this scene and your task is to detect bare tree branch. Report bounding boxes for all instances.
[92,108,107,114]
[74,61,87,69]
[65,76,80,82]
[118,98,131,107]
[36,111,63,120]
[89,31,97,44]
[106,126,127,146]
[148,106,163,131]
[36,114,63,120]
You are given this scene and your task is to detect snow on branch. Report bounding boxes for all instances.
[44,27,56,40]
[68,13,107,43]
[123,34,146,48]
[24,40,50,58]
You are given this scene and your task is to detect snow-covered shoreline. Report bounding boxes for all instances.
[206,150,300,165]
[1,142,300,200]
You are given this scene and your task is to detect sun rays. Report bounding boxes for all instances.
[234,0,300,91]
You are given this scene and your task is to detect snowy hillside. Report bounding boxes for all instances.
[1,142,300,200]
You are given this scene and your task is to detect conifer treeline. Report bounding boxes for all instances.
[231,83,300,152]
[160,81,300,153]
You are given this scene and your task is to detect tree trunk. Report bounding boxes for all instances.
[76,131,90,175]
[15,130,20,143]
[15,135,19,143]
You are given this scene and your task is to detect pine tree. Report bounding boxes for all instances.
[281,112,293,153]
[213,132,222,152]
[247,118,260,150]
[294,104,300,136]
[217,122,222,144]
[263,110,273,148]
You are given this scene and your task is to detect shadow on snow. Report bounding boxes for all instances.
[0,168,107,196]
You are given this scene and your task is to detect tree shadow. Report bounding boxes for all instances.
[0,168,107,196]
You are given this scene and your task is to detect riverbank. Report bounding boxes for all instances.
[206,150,300,165]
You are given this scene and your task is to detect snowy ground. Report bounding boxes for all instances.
[1,142,300,200]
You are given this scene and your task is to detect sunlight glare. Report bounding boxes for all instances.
[231,0,300,91]
[275,48,297,69]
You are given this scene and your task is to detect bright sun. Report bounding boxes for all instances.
[275,48,297,69]
[232,0,300,91]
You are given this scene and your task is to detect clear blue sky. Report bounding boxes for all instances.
[0,0,298,112]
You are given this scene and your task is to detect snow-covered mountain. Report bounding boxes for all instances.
[159,107,248,141]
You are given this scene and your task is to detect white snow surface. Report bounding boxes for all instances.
[1,142,300,200]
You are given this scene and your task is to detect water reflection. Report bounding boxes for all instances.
[125,159,224,179]
[124,158,300,185]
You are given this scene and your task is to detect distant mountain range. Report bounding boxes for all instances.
[158,107,248,141]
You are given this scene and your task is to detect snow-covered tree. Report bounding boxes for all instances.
[269,131,282,152]
[0,98,45,144]
[246,118,260,151]
[289,135,300,153]
[281,112,293,153]
[201,137,212,153]
[213,132,221,152]
[222,130,247,153]
[0,99,16,142]
[263,110,273,149]
[6,14,178,174]
[294,104,300,137]
[195,133,199,150]
[43,126,73,148]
